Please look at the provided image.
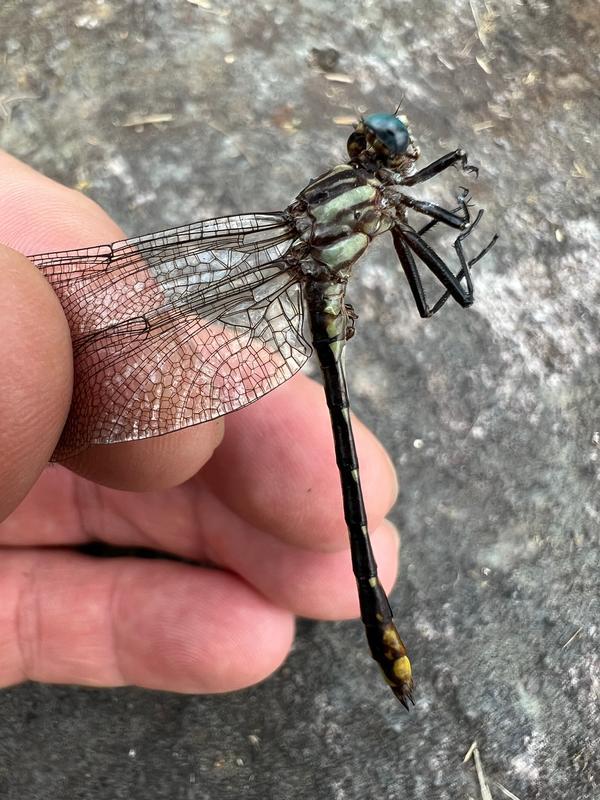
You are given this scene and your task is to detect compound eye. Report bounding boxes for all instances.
[363,113,410,155]
[347,130,367,159]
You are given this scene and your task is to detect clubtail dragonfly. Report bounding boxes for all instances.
[29,112,496,707]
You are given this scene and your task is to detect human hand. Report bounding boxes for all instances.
[0,149,400,694]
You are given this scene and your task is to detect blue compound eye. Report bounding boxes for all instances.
[363,113,410,155]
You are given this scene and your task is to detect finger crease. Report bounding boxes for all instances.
[14,562,41,682]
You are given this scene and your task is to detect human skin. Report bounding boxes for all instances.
[0,149,400,694]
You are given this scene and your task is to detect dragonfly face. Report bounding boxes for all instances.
[347,112,420,174]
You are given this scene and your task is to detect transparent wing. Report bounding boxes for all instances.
[29,212,311,460]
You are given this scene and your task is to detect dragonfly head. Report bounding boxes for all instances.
[347,112,420,172]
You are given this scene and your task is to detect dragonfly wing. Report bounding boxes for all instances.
[29,213,311,459]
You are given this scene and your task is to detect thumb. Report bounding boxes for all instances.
[0,244,72,520]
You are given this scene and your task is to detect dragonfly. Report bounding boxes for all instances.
[29,112,497,708]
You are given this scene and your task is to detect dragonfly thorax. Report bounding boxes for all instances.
[289,164,392,277]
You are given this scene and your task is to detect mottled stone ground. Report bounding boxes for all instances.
[0,1,597,797]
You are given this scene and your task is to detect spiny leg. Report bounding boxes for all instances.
[393,190,482,317]
[403,149,478,186]
[392,229,432,318]
[395,193,468,230]
[468,231,498,268]
[396,224,474,308]
[416,187,472,237]
[429,215,498,315]
[381,153,480,313]
[344,302,358,340]
[380,149,478,187]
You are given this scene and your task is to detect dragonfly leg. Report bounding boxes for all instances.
[392,229,433,318]
[393,221,474,315]
[379,149,478,187]
[392,186,493,317]
[415,188,471,237]
[344,302,358,340]
[428,211,498,316]
[393,192,467,229]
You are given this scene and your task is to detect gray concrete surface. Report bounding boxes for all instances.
[0,1,598,798]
